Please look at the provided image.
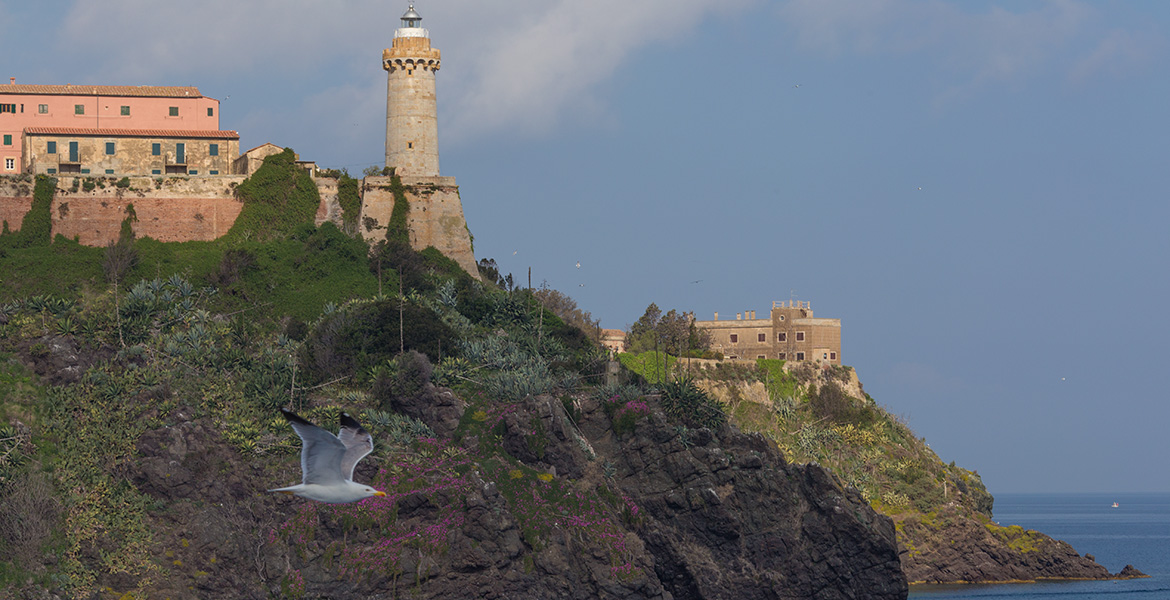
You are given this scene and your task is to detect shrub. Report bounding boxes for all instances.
[371,350,438,411]
[299,298,457,384]
[226,148,321,240]
[211,248,257,286]
[658,377,726,430]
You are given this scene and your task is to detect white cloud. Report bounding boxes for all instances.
[440,0,755,141]
[776,0,1158,101]
[1069,28,1162,84]
[52,0,753,144]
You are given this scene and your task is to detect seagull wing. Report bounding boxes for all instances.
[282,409,347,486]
[337,413,375,482]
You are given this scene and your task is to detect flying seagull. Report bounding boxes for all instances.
[268,409,386,504]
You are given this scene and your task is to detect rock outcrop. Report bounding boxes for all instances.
[897,503,1148,584]
[103,390,907,599]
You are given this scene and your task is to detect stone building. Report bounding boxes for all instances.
[694,301,841,364]
[23,127,238,176]
[0,80,233,176]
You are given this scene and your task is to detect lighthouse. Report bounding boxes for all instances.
[383,4,441,176]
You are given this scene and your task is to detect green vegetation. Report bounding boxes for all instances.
[615,349,993,521]
[227,148,321,241]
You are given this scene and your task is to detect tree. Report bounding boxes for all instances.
[533,284,600,342]
[624,303,710,356]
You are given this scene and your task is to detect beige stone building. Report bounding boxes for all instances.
[23,127,238,176]
[600,329,627,356]
[694,301,841,364]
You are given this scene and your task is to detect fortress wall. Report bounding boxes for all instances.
[314,177,342,227]
[359,175,478,278]
[50,176,245,245]
[0,177,33,231]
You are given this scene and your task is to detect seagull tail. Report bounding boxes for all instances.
[267,485,302,495]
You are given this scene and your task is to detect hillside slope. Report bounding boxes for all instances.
[0,271,906,599]
[628,355,1143,584]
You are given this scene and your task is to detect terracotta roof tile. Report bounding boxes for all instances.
[24,127,239,139]
[0,84,205,98]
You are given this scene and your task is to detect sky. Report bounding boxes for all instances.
[3,0,1168,495]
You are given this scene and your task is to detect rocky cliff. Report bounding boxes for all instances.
[0,346,907,599]
[676,359,1146,586]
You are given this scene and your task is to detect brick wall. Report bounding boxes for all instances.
[48,175,243,245]
[0,176,33,231]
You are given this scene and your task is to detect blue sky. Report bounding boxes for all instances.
[3,0,1168,494]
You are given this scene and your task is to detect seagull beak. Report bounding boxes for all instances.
[374,491,386,497]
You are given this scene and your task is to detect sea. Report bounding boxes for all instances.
[909,493,1170,600]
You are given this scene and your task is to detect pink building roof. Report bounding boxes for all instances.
[24,126,238,139]
[0,84,204,98]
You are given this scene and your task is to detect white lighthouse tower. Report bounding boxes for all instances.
[383,4,441,176]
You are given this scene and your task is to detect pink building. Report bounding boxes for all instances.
[0,79,227,175]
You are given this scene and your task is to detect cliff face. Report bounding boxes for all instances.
[104,390,906,600]
[683,360,1139,586]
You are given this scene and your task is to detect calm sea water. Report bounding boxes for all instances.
[909,493,1170,599]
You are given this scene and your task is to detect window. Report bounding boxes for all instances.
[105,142,115,155]
[188,170,198,175]
[778,352,786,360]
[209,143,218,156]
[729,334,738,344]
[778,315,785,321]
[38,104,48,114]
[105,169,115,175]
[47,141,56,154]
[47,168,57,174]
[778,332,786,342]
[407,142,413,149]
[75,104,85,115]
[757,333,766,343]
[796,331,806,341]
[209,170,219,175]
[151,169,161,175]
[823,353,828,360]
[168,106,179,117]
[120,106,130,116]
[0,103,16,113]
[757,355,766,360]
[796,352,805,361]
[151,143,160,156]
[4,158,13,171]
[207,107,214,117]
[2,134,10,146]
[830,352,837,361]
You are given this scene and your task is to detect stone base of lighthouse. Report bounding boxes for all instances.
[358,175,479,279]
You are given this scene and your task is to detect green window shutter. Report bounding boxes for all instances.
[120,106,130,116]
[47,168,57,174]
[106,142,115,155]
[152,143,160,156]
[152,169,161,175]
[75,104,84,115]
[47,141,56,154]
[207,107,214,117]
[105,169,114,175]
[169,106,178,117]
[209,170,219,175]
[2,135,10,145]
[176,143,185,164]
[209,143,218,156]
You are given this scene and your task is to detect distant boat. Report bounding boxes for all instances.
[1112,502,1120,508]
